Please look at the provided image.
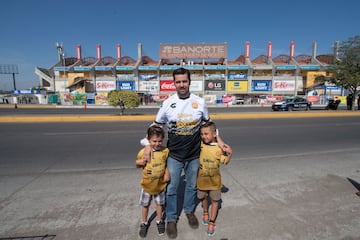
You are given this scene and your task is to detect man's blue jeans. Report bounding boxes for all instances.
[165,156,199,222]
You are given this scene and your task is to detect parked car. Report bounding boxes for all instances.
[232,96,245,105]
[271,96,312,111]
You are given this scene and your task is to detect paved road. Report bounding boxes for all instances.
[0,102,348,115]
[0,103,357,123]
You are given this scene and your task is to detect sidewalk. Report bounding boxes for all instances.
[1,149,360,239]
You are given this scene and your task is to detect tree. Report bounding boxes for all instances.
[107,90,140,115]
[333,36,360,110]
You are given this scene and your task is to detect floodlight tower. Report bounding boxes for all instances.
[56,42,64,62]
[55,42,64,93]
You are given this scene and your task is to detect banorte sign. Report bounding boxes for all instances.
[159,43,227,59]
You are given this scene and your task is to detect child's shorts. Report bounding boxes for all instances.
[197,189,221,201]
[139,188,166,206]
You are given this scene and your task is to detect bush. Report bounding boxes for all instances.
[107,90,140,110]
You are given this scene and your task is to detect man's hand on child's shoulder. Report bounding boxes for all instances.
[136,158,147,168]
[222,144,232,165]
[142,145,152,163]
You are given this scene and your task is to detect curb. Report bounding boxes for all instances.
[0,111,359,123]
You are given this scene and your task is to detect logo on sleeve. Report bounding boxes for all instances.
[170,103,176,108]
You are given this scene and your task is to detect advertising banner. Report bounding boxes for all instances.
[205,80,225,91]
[228,73,247,80]
[139,74,157,81]
[160,43,227,59]
[205,73,225,80]
[273,80,295,92]
[190,81,203,92]
[96,81,116,91]
[117,81,135,91]
[160,80,176,92]
[86,93,96,104]
[70,93,87,103]
[96,76,114,81]
[95,92,108,105]
[158,80,203,92]
[252,80,271,92]
[227,81,248,92]
[117,74,135,81]
[306,71,327,88]
[139,80,159,92]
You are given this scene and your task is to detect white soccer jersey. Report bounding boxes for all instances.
[155,93,209,162]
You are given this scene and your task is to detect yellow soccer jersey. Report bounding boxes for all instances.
[197,142,227,191]
[137,147,169,195]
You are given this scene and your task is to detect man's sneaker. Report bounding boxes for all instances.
[139,222,149,238]
[186,213,199,229]
[166,221,177,239]
[202,212,209,225]
[207,221,216,236]
[157,220,165,236]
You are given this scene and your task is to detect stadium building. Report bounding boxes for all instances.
[35,41,340,105]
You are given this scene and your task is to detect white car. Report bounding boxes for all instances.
[232,96,245,105]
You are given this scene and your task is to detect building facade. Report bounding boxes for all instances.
[35,41,338,105]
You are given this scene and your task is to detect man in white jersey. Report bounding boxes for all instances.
[141,67,227,239]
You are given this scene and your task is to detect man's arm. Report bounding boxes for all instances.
[221,144,233,165]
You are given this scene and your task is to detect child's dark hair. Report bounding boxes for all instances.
[147,125,165,139]
[201,121,216,132]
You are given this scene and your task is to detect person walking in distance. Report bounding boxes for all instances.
[197,121,232,236]
[136,126,170,238]
[141,67,228,238]
[346,94,353,110]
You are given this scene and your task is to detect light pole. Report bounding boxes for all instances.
[62,53,66,91]
[62,52,67,105]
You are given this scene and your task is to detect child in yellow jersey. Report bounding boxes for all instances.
[197,121,232,236]
[136,125,170,238]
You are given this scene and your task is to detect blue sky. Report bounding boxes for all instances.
[0,0,358,91]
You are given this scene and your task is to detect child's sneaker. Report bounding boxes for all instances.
[139,222,149,238]
[157,220,165,236]
[202,212,209,225]
[207,221,216,236]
